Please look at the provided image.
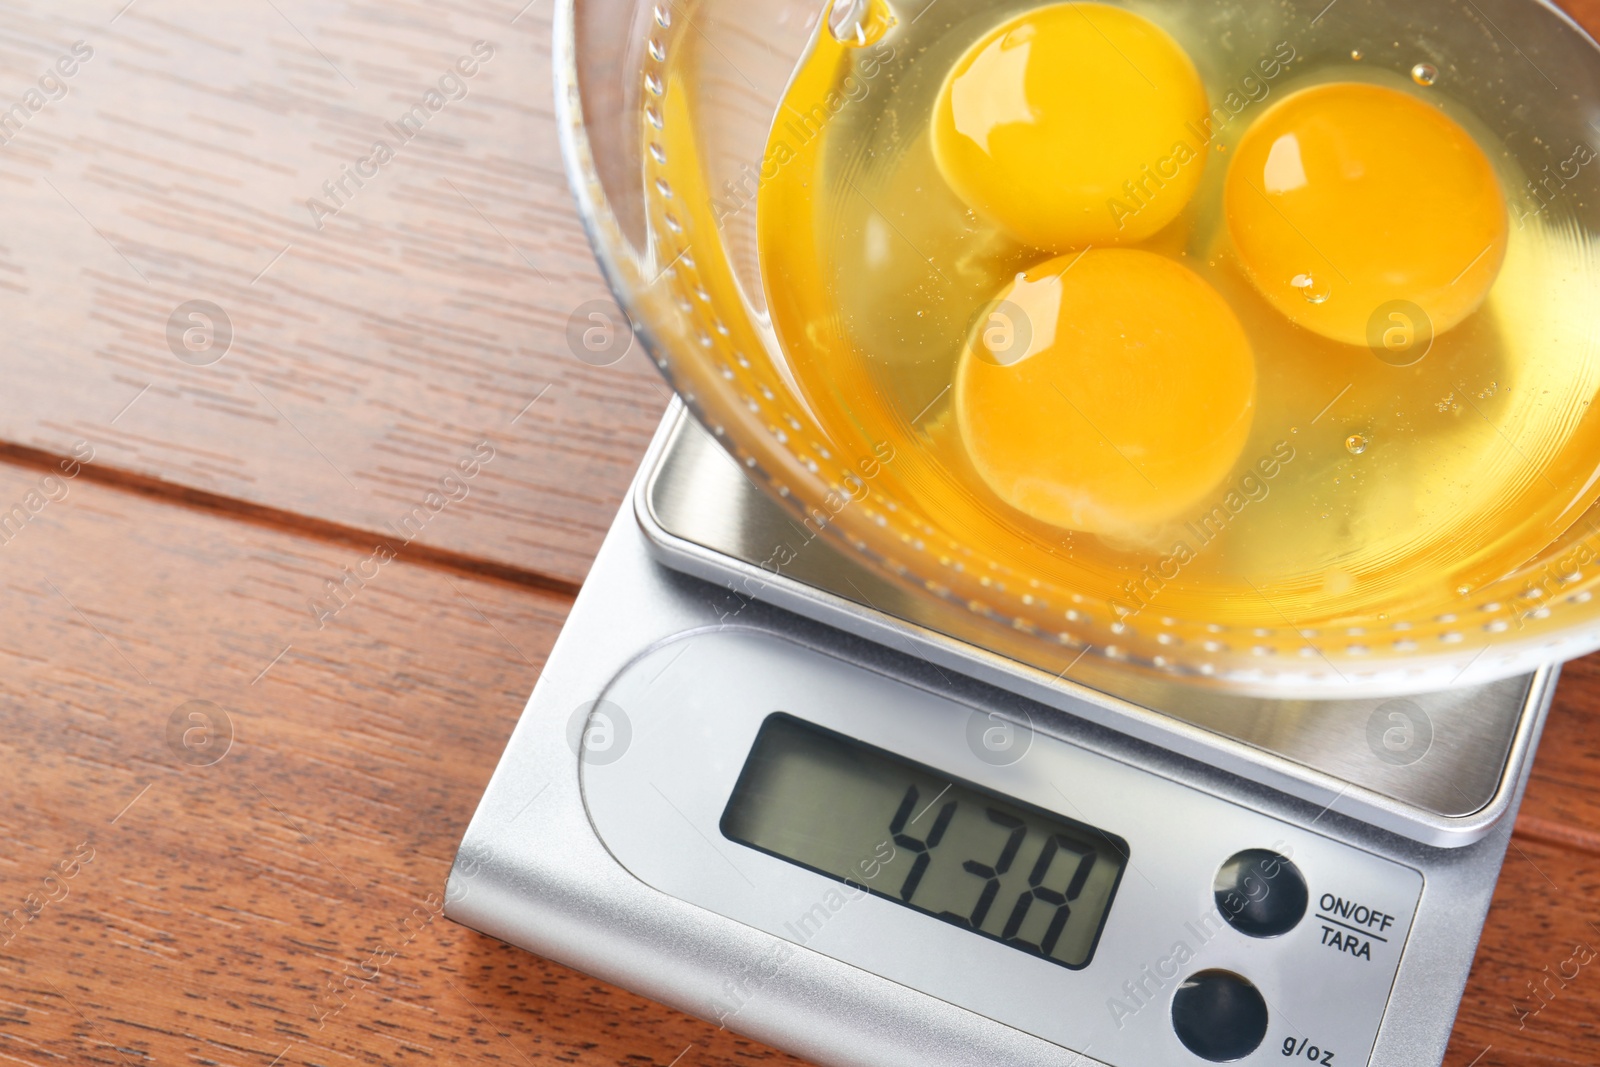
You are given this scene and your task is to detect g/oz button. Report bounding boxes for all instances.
[1215,849,1309,938]
[1171,970,1269,1061]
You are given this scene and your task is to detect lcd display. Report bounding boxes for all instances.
[721,714,1128,969]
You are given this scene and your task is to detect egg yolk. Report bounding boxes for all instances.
[955,249,1257,534]
[1224,82,1507,347]
[931,2,1209,251]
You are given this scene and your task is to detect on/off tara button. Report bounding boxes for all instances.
[1214,848,1310,939]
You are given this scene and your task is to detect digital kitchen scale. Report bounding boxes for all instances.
[446,403,1556,1067]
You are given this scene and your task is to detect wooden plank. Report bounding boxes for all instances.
[0,456,799,1067]
[1516,654,1600,845]
[3,0,1598,588]
[2,444,1597,1066]
[1439,655,1600,1064]
[0,0,668,589]
[1445,836,1600,1065]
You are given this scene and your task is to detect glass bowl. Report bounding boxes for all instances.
[556,0,1600,697]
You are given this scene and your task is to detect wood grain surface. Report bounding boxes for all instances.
[0,0,668,590]
[0,455,802,1067]
[0,1,1598,1066]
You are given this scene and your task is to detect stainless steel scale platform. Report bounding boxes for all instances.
[446,403,1556,1067]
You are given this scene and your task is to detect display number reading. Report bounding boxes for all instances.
[1283,1037,1336,1064]
[945,808,1026,929]
[886,786,1099,960]
[722,715,1129,971]
[889,784,958,901]
[1001,835,1097,958]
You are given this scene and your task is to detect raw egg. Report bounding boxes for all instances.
[955,249,1256,533]
[1224,81,1507,347]
[931,2,1209,251]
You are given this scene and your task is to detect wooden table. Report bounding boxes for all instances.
[0,2,1595,1065]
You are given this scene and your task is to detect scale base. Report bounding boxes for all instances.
[445,409,1555,1067]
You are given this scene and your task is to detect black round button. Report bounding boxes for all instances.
[1171,970,1269,1062]
[1214,849,1309,939]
